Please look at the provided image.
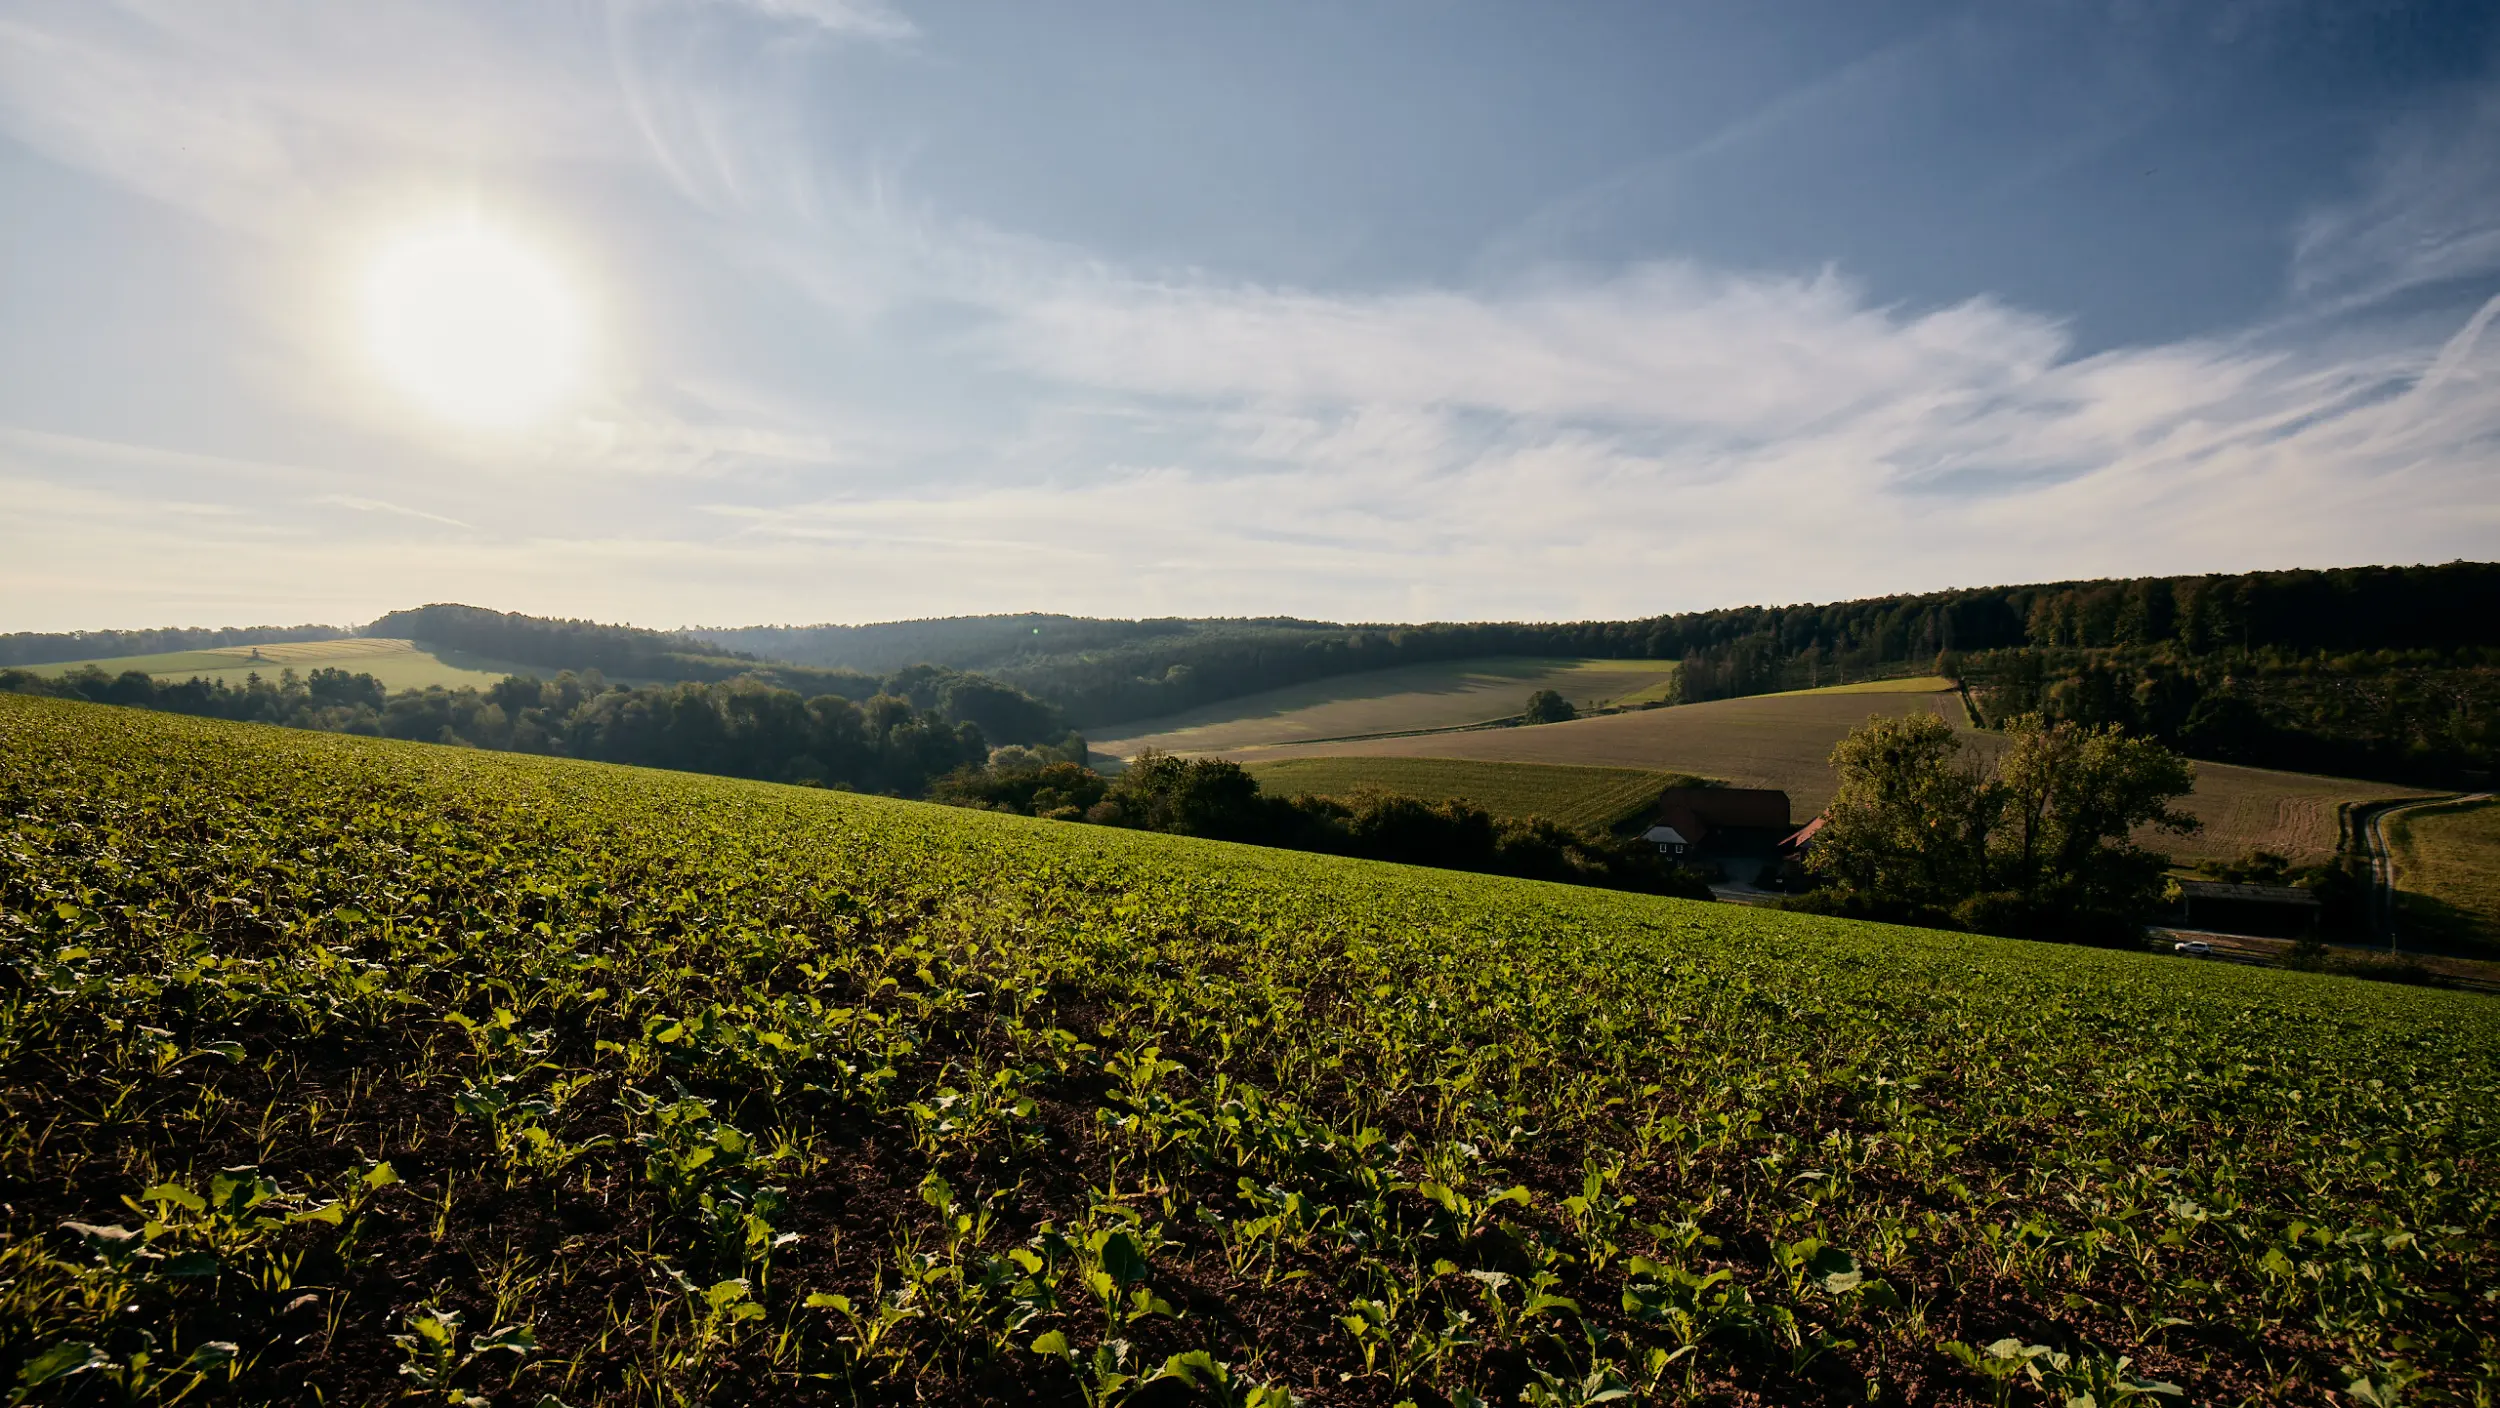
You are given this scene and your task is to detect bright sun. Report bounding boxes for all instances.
[363,218,584,428]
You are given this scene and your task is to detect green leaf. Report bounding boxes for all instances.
[17,1341,106,1387]
[471,1325,537,1356]
[1157,1349,1225,1387]
[144,1183,206,1214]
[180,1341,239,1372]
[805,1292,852,1312]
[1097,1229,1149,1285]
[362,1160,402,1189]
[1031,1330,1071,1358]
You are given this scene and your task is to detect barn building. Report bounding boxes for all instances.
[1645,787,1793,854]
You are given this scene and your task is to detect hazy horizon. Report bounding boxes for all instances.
[5,1,2497,633]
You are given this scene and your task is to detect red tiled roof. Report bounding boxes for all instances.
[1776,816,1827,851]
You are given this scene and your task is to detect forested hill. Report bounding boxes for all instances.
[695,614,1339,677]
[360,604,1070,748]
[365,603,791,684]
[689,561,2500,728]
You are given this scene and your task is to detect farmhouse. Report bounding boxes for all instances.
[1646,787,1792,852]
[1770,815,1827,887]
[1641,824,1691,857]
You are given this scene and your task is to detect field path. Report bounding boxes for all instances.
[2367,793,2488,945]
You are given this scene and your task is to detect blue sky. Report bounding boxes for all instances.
[1,0,2495,630]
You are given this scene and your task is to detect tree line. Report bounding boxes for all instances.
[0,666,1006,797]
[935,751,1714,900]
[0,623,345,668]
[1962,649,2499,787]
[688,561,2500,727]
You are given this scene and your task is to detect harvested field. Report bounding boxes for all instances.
[1088,656,1679,756]
[1789,674,1957,695]
[1219,686,2436,866]
[1213,687,1961,815]
[1243,756,1702,832]
[2169,763,2439,868]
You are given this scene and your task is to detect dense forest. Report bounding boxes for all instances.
[0,665,1006,796]
[694,613,1317,677]
[0,622,345,667]
[1961,648,2499,786]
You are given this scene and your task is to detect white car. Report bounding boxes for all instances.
[2172,940,2213,956]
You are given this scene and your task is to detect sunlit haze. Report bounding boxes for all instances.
[362,218,585,428]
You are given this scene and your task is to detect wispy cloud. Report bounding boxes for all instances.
[0,3,2493,630]
[676,0,915,40]
[314,494,475,529]
[2293,79,2500,308]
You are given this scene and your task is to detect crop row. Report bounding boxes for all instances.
[0,694,2494,1405]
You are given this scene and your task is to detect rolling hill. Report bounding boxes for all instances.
[22,636,529,692]
[1201,681,2436,865]
[3,693,2491,1405]
[1242,756,1705,832]
[1201,681,1960,813]
[1086,656,1682,757]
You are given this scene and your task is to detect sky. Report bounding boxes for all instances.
[1,0,2496,632]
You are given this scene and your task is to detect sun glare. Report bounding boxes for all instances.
[363,218,584,428]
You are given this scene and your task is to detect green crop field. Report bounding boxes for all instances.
[2389,797,2500,946]
[3,695,2495,1407]
[25,637,525,693]
[1243,757,1704,833]
[1087,657,1681,758]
